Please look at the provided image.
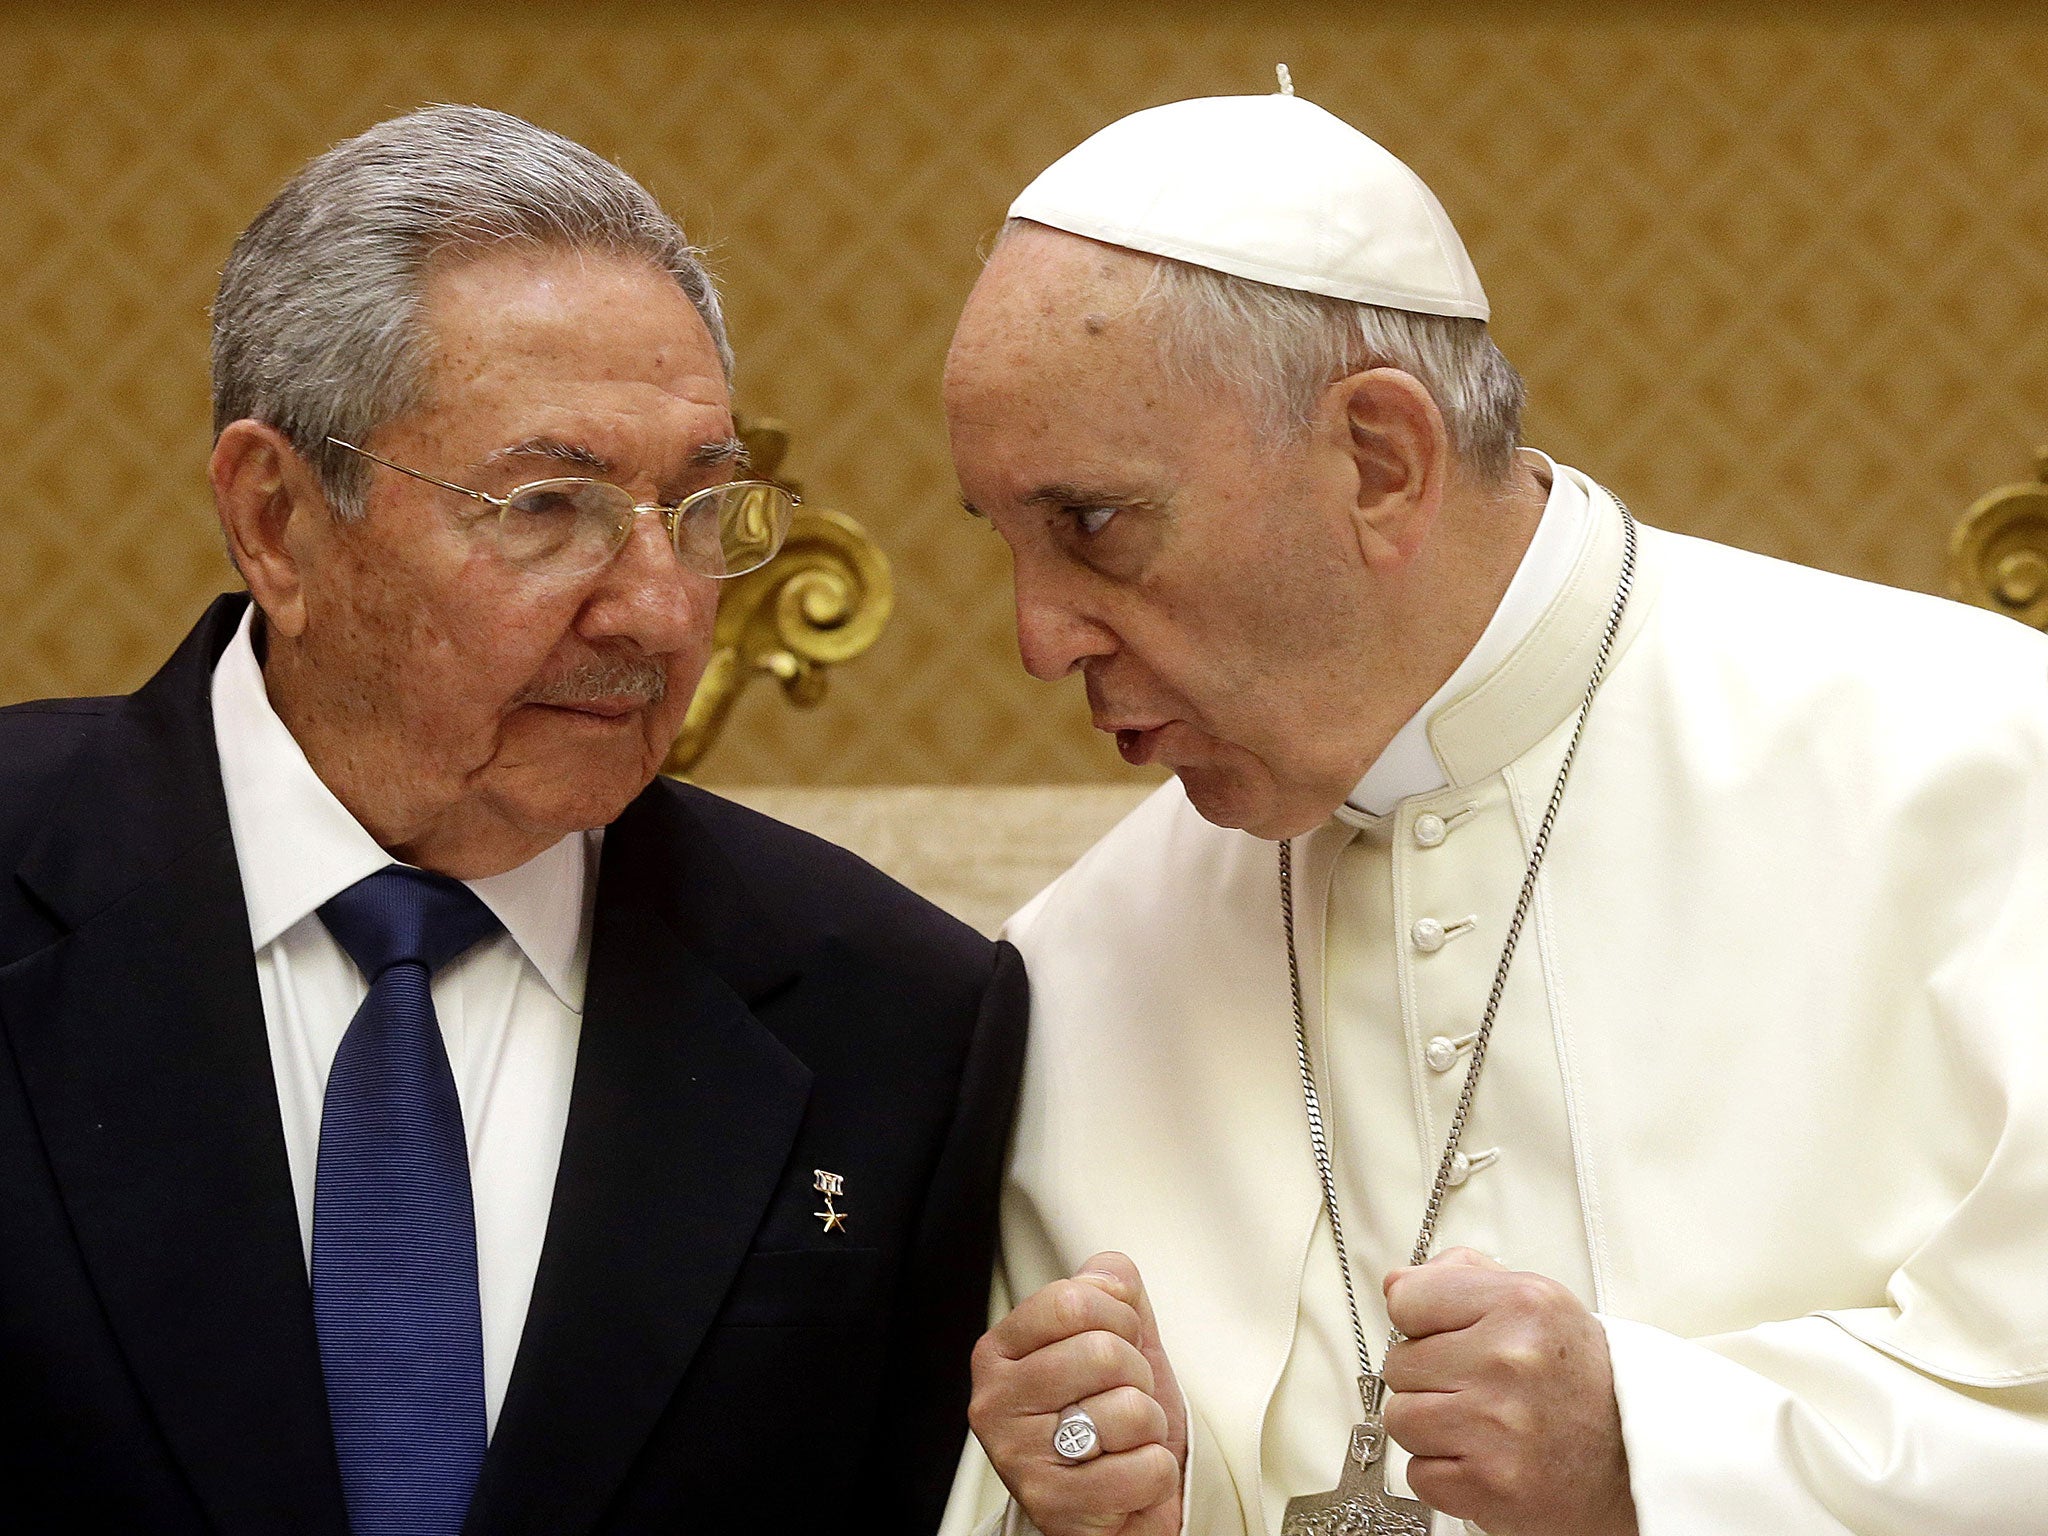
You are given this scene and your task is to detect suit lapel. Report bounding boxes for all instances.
[1,596,349,1535]
[10,600,817,1535]
[466,788,812,1536]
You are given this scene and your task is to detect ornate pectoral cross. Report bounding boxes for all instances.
[1281,1377,1434,1536]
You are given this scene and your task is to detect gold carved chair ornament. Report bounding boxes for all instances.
[662,417,894,776]
[1949,449,2048,631]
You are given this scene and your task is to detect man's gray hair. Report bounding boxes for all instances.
[213,104,732,518]
[1000,218,1524,483]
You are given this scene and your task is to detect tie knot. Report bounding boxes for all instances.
[318,866,502,982]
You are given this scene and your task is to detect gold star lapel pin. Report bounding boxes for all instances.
[813,1169,848,1234]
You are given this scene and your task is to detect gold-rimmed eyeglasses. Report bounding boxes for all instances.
[327,437,799,580]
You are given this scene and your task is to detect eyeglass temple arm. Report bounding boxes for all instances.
[325,437,504,507]
[329,436,799,513]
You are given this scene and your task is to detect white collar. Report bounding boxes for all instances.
[210,603,593,1010]
[1344,450,1592,818]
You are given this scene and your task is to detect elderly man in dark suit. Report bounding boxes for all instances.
[0,106,1025,1536]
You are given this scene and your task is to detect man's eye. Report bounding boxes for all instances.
[506,488,584,520]
[1070,505,1118,536]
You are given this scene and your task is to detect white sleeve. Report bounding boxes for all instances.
[1598,704,2048,1536]
[1604,1313,2048,1535]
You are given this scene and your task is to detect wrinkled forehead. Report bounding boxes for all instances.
[944,230,1295,513]
[419,247,721,378]
[947,227,1165,384]
[400,245,734,471]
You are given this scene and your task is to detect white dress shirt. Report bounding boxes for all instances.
[210,603,590,1435]
[1347,450,1592,815]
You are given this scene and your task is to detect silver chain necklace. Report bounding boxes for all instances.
[1279,507,1638,1536]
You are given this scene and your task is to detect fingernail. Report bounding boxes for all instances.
[1076,1265,1132,1300]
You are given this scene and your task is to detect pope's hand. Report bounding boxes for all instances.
[1381,1248,1638,1536]
[969,1251,1187,1536]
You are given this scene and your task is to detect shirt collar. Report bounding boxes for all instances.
[1343,450,1592,819]
[210,603,593,1010]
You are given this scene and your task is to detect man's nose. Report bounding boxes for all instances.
[1012,566,1113,683]
[578,507,709,651]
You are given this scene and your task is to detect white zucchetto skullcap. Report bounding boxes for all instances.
[1008,85,1489,321]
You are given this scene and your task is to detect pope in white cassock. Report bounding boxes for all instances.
[936,78,2048,1536]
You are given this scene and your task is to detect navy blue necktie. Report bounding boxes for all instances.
[313,866,502,1536]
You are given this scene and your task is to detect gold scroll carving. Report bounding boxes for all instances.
[1950,449,2048,631]
[662,417,895,776]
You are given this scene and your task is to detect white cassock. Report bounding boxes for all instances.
[942,457,2048,1536]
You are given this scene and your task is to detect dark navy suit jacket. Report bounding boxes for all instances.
[0,595,1028,1535]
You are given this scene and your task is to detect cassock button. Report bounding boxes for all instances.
[1447,1148,1500,1187]
[1412,917,1447,953]
[1425,1035,1460,1072]
[1414,813,1447,848]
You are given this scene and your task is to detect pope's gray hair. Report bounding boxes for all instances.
[212,104,732,519]
[999,218,1523,483]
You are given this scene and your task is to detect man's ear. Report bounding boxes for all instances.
[1327,367,1449,568]
[209,420,329,640]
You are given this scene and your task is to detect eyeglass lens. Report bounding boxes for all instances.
[497,480,792,578]
[716,483,788,576]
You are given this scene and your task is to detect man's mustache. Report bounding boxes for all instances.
[518,654,669,707]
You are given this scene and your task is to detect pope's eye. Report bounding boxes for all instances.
[1071,505,1118,536]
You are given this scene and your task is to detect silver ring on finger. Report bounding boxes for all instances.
[1052,1404,1101,1463]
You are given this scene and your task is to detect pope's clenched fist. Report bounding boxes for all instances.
[969,1251,1187,1536]
[1381,1248,1638,1536]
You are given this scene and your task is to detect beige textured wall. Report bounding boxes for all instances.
[3,1,2044,784]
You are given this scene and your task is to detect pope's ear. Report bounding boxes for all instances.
[209,420,329,640]
[1330,367,1449,567]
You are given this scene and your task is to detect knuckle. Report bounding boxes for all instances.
[1047,1279,1094,1334]
[1403,1455,1455,1509]
[971,1330,1006,1375]
[1381,1392,1417,1442]
[1094,1381,1144,1418]
[967,1384,995,1432]
[1381,1343,1417,1391]
[1098,1384,1167,1447]
[1491,1394,1536,1444]
[1509,1272,1558,1315]
[1137,1388,1171,1442]
[1128,1442,1181,1506]
[1013,1476,1074,1529]
[967,1359,1013,1431]
[1493,1452,1541,1506]
[967,1383,1024,1443]
[1496,1335,1547,1380]
[1081,1328,1129,1380]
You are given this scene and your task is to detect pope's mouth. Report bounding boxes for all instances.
[1113,725,1169,765]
